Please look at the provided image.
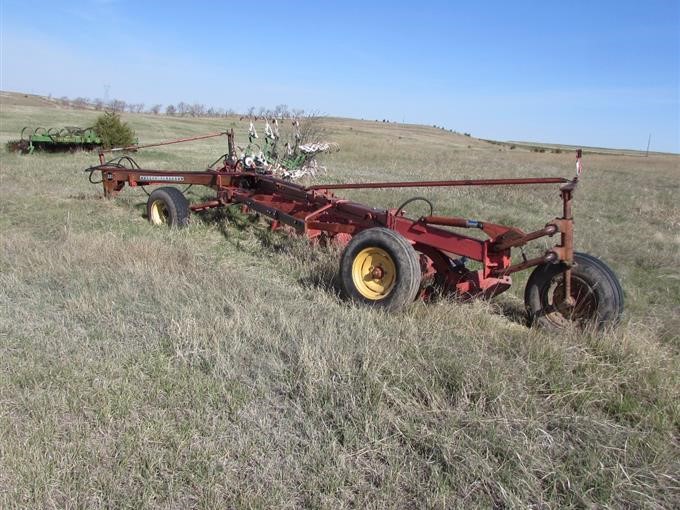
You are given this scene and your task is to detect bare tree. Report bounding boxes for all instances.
[126,103,144,113]
[165,104,177,116]
[93,98,104,111]
[296,114,326,145]
[109,99,126,112]
[149,104,162,115]
[274,104,289,119]
[190,103,206,117]
[177,102,189,116]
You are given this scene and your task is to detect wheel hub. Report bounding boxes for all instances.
[150,200,169,225]
[549,275,598,325]
[351,247,396,300]
[371,266,384,279]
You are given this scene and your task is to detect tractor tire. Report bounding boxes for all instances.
[146,187,190,228]
[524,251,623,330]
[339,227,421,311]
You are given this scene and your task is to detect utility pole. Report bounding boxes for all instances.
[645,133,651,157]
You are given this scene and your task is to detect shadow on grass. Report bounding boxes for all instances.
[196,205,253,231]
[422,287,531,328]
[297,267,344,297]
[492,299,531,327]
[199,206,296,255]
[196,204,346,297]
[132,201,148,220]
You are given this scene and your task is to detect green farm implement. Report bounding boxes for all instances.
[9,126,103,153]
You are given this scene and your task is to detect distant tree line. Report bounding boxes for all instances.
[52,95,305,119]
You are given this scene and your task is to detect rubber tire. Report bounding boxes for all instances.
[146,187,190,228]
[524,251,624,330]
[339,227,421,311]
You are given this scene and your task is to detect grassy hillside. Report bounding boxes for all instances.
[1,98,678,508]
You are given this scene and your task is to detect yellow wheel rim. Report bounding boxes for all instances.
[149,200,169,225]
[352,247,396,300]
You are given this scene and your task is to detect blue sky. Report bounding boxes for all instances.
[1,1,678,152]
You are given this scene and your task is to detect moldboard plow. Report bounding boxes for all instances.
[85,130,623,330]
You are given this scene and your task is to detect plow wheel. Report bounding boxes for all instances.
[340,227,421,311]
[146,187,189,228]
[524,252,623,330]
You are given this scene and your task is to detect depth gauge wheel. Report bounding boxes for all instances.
[524,251,623,330]
[339,227,421,311]
[146,187,190,228]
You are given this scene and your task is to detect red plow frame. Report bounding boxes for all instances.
[88,130,622,329]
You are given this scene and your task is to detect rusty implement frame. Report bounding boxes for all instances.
[89,130,581,303]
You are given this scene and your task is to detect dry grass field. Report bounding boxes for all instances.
[1,94,678,508]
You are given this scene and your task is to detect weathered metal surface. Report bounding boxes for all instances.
[306,177,569,190]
